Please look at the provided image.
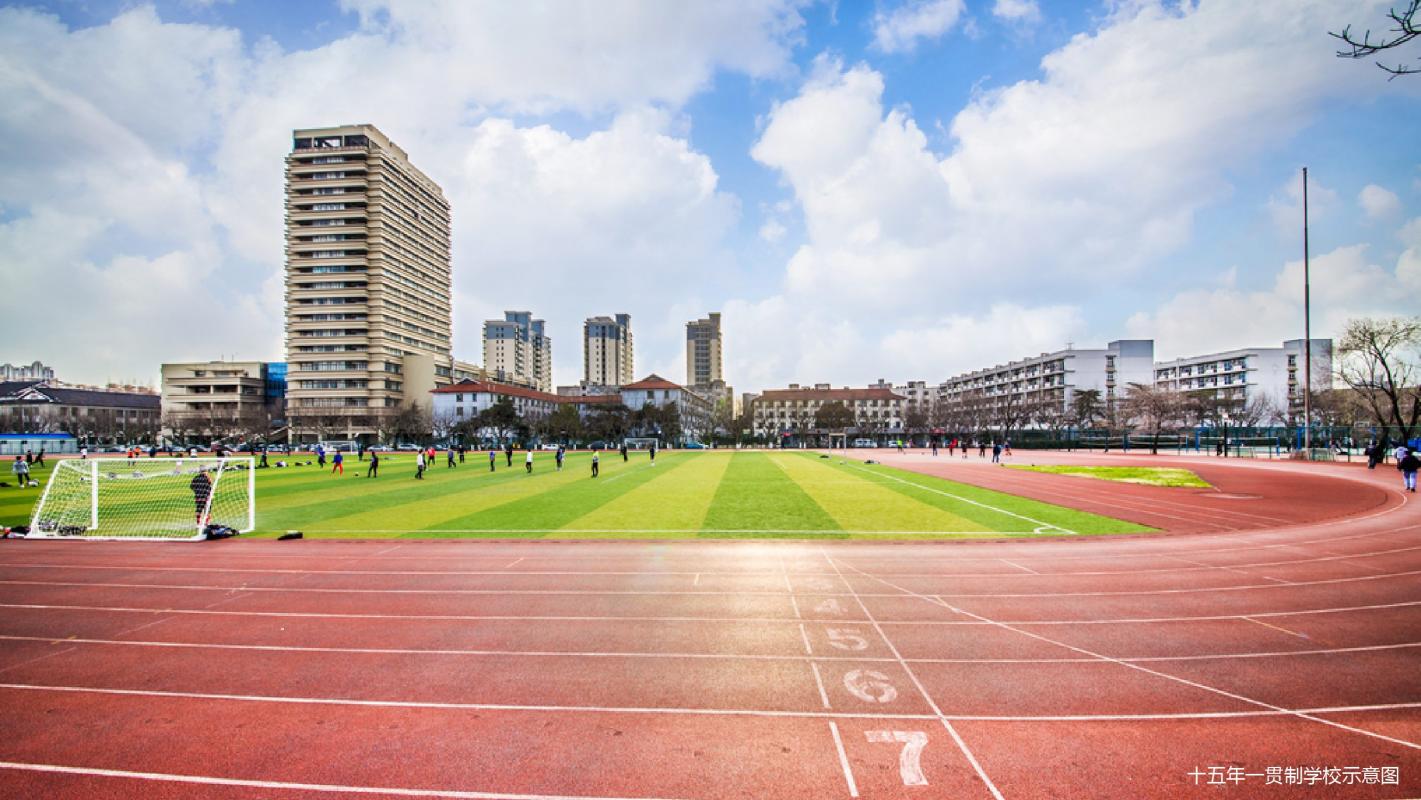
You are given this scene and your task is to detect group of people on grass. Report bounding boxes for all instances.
[332,440,660,481]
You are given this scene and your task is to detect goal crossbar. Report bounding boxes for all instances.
[29,457,255,541]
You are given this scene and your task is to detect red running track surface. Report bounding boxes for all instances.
[0,453,1417,798]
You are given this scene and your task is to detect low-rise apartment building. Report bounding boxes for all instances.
[1153,339,1332,422]
[752,384,906,442]
[937,340,1155,419]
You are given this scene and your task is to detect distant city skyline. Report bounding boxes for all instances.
[2,0,1417,393]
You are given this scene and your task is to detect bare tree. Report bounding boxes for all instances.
[1123,383,1185,455]
[1332,0,1420,78]
[431,409,459,445]
[1337,317,1421,442]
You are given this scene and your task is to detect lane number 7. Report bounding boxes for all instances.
[865,730,929,786]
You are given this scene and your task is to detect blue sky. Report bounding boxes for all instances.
[2,0,1418,390]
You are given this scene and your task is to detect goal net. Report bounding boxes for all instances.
[29,458,255,540]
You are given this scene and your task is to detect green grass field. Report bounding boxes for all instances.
[1006,464,1212,488]
[1,451,1154,539]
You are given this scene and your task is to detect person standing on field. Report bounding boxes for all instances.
[189,468,212,526]
[415,451,426,480]
[1400,448,1419,493]
[591,449,600,478]
[525,449,534,474]
[556,445,565,471]
[505,442,514,467]
[367,450,379,478]
[448,448,457,468]
[620,442,628,462]
[649,442,656,465]
[11,456,29,488]
[332,451,344,475]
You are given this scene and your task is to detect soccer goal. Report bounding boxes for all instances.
[29,458,255,540]
[623,437,659,450]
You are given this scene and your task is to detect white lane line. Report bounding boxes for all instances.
[827,721,859,797]
[9,540,1421,578]
[4,599,1419,626]
[1000,559,1038,575]
[371,545,403,556]
[504,558,525,569]
[824,551,1005,800]
[811,662,832,709]
[693,573,700,587]
[2,634,1416,664]
[0,761,682,800]
[8,567,1418,599]
[799,624,813,655]
[839,462,1076,535]
[789,594,803,619]
[1243,617,1310,640]
[841,564,1421,753]
[3,682,1418,722]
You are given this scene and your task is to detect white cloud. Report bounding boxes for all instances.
[339,0,808,114]
[0,3,800,386]
[1127,243,1421,360]
[1267,171,1338,236]
[1359,183,1402,219]
[872,0,966,53]
[759,219,788,243]
[992,0,1041,23]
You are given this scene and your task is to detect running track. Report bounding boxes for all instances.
[0,453,1417,798]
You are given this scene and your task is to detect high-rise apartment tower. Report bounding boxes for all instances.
[284,124,453,442]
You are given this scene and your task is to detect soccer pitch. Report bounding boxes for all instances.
[2,451,1153,539]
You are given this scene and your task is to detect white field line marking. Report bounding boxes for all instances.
[1167,556,1294,585]
[789,594,803,619]
[5,599,1421,626]
[3,634,1417,665]
[8,567,1419,599]
[1000,559,1038,575]
[824,551,1005,800]
[504,557,525,569]
[827,721,859,798]
[841,564,1421,752]
[840,461,1075,535]
[811,661,832,709]
[3,682,1419,723]
[798,624,813,655]
[0,761,683,800]
[10,541,1421,578]
[1243,617,1310,639]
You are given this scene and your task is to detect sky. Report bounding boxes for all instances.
[2,0,1418,392]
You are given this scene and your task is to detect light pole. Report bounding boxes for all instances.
[1221,413,1231,458]
[1302,166,1312,455]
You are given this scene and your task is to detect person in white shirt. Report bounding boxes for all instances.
[525,449,534,474]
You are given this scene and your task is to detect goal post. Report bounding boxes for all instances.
[29,457,255,541]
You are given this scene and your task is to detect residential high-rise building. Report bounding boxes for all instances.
[483,311,552,392]
[284,124,453,442]
[583,314,634,388]
[686,313,723,388]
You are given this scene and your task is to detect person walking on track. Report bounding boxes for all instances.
[1400,448,1419,493]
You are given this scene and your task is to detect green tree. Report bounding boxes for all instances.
[543,404,584,444]
[478,396,522,444]
[814,401,855,436]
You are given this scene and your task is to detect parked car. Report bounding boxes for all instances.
[539,443,561,450]
[395,443,421,451]
[683,441,706,449]
[852,438,875,448]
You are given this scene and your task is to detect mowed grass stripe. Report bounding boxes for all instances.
[297,454,597,533]
[421,452,692,534]
[768,453,989,532]
[700,452,841,535]
[565,451,731,531]
[260,454,582,534]
[811,454,1153,534]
